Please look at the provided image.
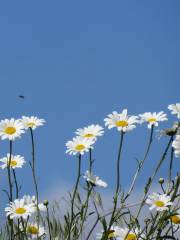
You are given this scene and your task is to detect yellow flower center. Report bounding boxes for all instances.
[15,207,26,214]
[75,144,85,151]
[27,122,35,128]
[9,160,17,167]
[106,230,117,238]
[83,133,94,138]
[154,200,165,207]
[148,118,156,123]
[171,215,180,224]
[27,226,39,235]
[5,127,16,135]
[115,120,128,127]
[125,233,137,240]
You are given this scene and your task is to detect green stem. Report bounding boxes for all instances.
[67,154,82,240]
[46,206,52,240]
[106,131,124,236]
[124,125,154,200]
[12,169,19,198]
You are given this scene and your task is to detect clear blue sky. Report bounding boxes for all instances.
[0,1,179,206]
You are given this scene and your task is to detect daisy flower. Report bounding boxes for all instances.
[96,226,121,239]
[25,222,46,239]
[5,198,35,219]
[83,170,107,188]
[66,136,95,155]
[23,195,46,212]
[0,118,25,141]
[118,227,143,240]
[75,124,104,140]
[21,116,45,130]
[168,103,180,119]
[0,154,25,169]
[146,192,173,212]
[171,210,180,225]
[139,111,167,129]
[104,109,139,132]
[172,135,180,157]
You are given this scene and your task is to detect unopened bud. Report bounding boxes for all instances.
[159,178,164,184]
[43,200,49,206]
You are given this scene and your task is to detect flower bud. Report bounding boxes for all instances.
[158,178,164,184]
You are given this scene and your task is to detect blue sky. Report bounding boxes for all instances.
[0,1,179,207]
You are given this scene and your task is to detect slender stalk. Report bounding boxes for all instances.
[67,154,82,240]
[12,169,19,198]
[89,149,93,174]
[136,135,174,219]
[124,125,154,200]
[7,140,13,202]
[167,137,174,192]
[46,205,52,240]
[7,140,14,240]
[29,127,39,203]
[29,127,40,240]
[106,131,124,235]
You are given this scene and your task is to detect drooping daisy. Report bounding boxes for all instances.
[25,222,46,239]
[171,210,180,225]
[139,111,167,129]
[75,124,104,140]
[117,227,142,240]
[66,136,95,155]
[96,226,121,239]
[0,118,25,140]
[146,192,173,211]
[168,103,180,119]
[0,154,25,169]
[172,135,180,157]
[21,116,45,130]
[84,170,107,188]
[5,198,35,219]
[104,109,139,132]
[23,195,46,212]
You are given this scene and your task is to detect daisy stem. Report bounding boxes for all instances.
[7,140,13,202]
[167,139,174,193]
[12,169,19,198]
[21,217,28,240]
[67,154,82,240]
[46,205,52,240]
[106,131,124,235]
[78,185,93,238]
[7,140,14,240]
[89,149,93,173]
[29,127,39,203]
[124,125,154,200]
[136,135,174,219]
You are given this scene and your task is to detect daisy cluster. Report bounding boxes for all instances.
[0,116,46,239]
[66,103,180,158]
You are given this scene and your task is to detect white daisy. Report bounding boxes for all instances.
[146,192,173,212]
[96,226,121,239]
[104,109,139,132]
[172,135,180,157]
[21,116,45,130]
[26,222,46,239]
[5,198,35,219]
[23,195,46,212]
[171,210,180,225]
[0,154,25,169]
[118,227,142,240]
[83,170,107,188]
[168,103,180,119]
[66,136,95,155]
[0,118,25,141]
[75,124,104,140]
[139,111,167,129]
